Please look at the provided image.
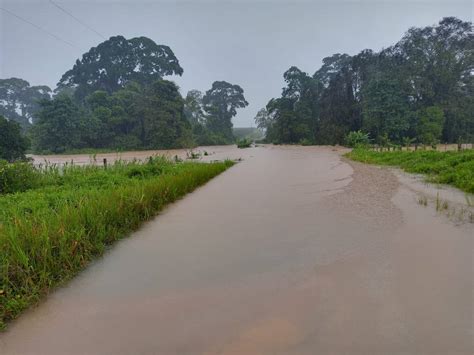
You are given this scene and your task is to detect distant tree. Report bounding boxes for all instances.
[57,36,183,101]
[0,115,29,161]
[0,78,51,129]
[140,80,191,149]
[31,95,89,153]
[83,80,192,150]
[262,17,473,146]
[415,106,445,146]
[184,90,205,126]
[203,81,248,142]
[314,53,352,87]
[254,108,273,132]
[315,55,364,144]
[362,75,411,143]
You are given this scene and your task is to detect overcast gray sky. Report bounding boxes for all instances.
[1,0,472,127]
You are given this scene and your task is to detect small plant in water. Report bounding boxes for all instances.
[418,195,428,206]
[237,138,252,149]
[434,193,450,212]
[186,150,201,160]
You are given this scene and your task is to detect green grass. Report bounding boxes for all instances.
[346,149,474,194]
[0,157,233,329]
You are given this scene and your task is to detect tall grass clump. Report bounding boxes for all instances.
[346,148,474,193]
[237,138,252,149]
[0,157,233,329]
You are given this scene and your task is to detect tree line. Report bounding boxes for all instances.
[255,17,473,147]
[0,35,248,157]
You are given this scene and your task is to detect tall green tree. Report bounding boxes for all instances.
[362,75,411,143]
[31,95,90,153]
[415,106,445,145]
[184,90,205,126]
[57,36,183,101]
[140,80,191,149]
[0,78,51,129]
[83,80,191,150]
[203,81,248,142]
[262,17,473,146]
[0,115,29,161]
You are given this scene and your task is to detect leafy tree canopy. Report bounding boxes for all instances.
[31,95,88,153]
[184,90,205,126]
[259,17,473,146]
[203,81,249,142]
[57,36,183,100]
[0,78,51,129]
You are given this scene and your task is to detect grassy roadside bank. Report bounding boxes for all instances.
[0,158,233,329]
[346,149,474,194]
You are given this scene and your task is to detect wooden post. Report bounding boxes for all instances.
[103,158,107,169]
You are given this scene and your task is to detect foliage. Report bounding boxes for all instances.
[345,130,370,148]
[203,81,249,143]
[415,106,445,146]
[182,83,249,146]
[0,116,29,161]
[57,36,183,101]
[0,161,42,194]
[347,149,474,193]
[5,38,250,152]
[257,17,473,146]
[184,90,205,126]
[31,80,192,152]
[0,158,234,328]
[236,138,252,148]
[31,94,89,153]
[0,78,51,130]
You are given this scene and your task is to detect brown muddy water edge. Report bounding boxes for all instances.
[2,145,473,355]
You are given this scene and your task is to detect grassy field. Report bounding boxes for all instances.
[0,157,233,329]
[346,149,474,194]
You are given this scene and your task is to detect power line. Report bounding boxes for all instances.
[49,0,106,40]
[0,7,79,49]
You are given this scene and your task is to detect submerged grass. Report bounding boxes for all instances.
[346,149,474,194]
[0,157,233,329]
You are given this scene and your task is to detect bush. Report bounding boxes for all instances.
[237,138,252,148]
[299,138,315,146]
[0,161,43,194]
[345,130,370,148]
[0,116,29,162]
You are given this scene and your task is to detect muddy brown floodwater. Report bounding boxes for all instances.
[2,145,473,355]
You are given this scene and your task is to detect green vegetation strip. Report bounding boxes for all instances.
[0,158,233,329]
[346,149,474,194]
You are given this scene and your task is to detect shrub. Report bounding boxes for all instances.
[0,116,29,162]
[299,138,314,146]
[0,161,43,194]
[345,130,370,148]
[237,138,252,148]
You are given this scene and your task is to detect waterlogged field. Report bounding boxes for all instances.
[346,149,474,194]
[0,157,233,329]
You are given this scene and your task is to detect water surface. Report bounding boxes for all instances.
[2,145,473,354]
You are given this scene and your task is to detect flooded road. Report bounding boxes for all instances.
[2,145,473,354]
